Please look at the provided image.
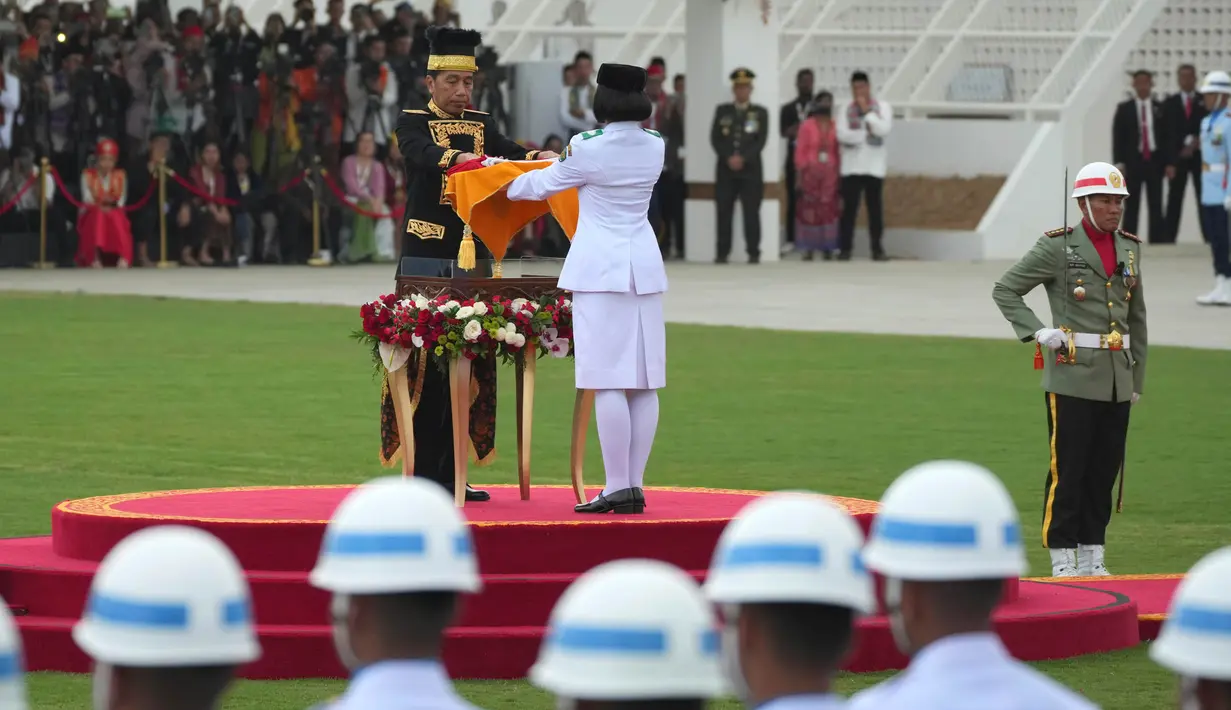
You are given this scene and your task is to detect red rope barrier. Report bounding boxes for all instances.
[320,170,393,219]
[47,166,156,212]
[0,174,36,217]
[168,171,239,206]
[274,169,310,194]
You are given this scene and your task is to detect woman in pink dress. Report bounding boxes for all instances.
[793,92,841,260]
[75,138,133,268]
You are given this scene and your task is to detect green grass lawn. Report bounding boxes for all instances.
[2,292,1225,709]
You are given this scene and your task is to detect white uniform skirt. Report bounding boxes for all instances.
[571,290,666,390]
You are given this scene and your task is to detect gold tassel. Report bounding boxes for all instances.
[458,224,477,270]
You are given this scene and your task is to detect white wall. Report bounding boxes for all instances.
[878,119,1041,178]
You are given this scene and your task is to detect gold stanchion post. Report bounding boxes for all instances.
[31,158,55,269]
[308,157,329,267]
[155,161,177,268]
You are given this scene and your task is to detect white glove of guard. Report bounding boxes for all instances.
[1035,327,1066,351]
[481,156,510,167]
[1224,195,1231,212]
[1131,392,1140,404]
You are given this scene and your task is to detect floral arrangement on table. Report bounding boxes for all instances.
[355,292,574,373]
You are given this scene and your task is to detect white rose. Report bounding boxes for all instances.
[456,306,476,319]
[511,298,529,310]
[473,302,489,316]
[437,300,460,313]
[563,298,572,310]
[510,333,527,348]
[494,328,507,342]
[463,320,483,342]
[504,322,517,333]
[412,333,425,348]
[399,298,413,310]
[413,296,430,309]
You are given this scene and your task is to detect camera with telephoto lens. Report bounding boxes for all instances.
[359,58,381,89]
[142,49,165,80]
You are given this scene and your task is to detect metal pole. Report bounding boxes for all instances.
[31,157,54,269]
[156,161,177,268]
[308,156,328,266]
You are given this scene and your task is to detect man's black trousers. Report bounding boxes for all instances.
[838,174,885,256]
[1041,392,1131,549]
[715,166,763,261]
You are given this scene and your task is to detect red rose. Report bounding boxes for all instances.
[463,349,477,360]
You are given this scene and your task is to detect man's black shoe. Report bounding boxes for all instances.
[465,485,490,502]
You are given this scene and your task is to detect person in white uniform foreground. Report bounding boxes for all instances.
[308,476,483,710]
[848,460,1099,710]
[507,63,668,515]
[1150,546,1231,709]
[73,526,261,710]
[529,558,725,709]
[705,492,875,710]
[0,594,28,710]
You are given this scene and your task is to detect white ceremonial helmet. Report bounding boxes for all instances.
[0,596,28,710]
[73,525,260,667]
[309,476,481,595]
[705,492,874,614]
[530,559,725,701]
[862,460,1028,581]
[1150,547,1231,681]
[1071,161,1130,199]
[1199,70,1231,96]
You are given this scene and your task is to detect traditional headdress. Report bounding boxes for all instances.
[425,25,481,73]
[96,138,119,158]
[182,25,204,39]
[597,63,648,93]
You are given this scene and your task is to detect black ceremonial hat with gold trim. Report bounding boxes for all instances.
[730,67,755,85]
[425,25,481,73]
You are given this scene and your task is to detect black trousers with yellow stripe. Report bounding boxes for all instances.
[1042,392,1131,549]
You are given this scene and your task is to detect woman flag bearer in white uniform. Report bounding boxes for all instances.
[507,63,668,515]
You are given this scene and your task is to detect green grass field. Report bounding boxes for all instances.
[3,291,1228,709]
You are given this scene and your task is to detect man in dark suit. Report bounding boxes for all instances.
[1163,63,1208,243]
[710,68,770,264]
[1113,70,1167,242]
[779,69,814,251]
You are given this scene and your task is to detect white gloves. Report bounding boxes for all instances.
[1131,392,1140,404]
[1035,328,1067,351]
[481,156,509,167]
[1224,195,1231,211]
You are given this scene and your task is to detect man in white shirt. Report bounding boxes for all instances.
[0,63,19,151]
[345,35,399,156]
[835,71,892,262]
[848,461,1100,710]
[1112,70,1166,242]
[559,50,597,139]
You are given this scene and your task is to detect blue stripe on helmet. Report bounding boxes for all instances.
[324,532,427,556]
[88,594,189,628]
[549,625,666,654]
[1172,605,1231,636]
[0,653,21,680]
[719,543,823,568]
[875,518,978,546]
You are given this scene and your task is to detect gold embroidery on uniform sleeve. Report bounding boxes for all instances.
[428,121,485,155]
[407,219,445,240]
[440,174,450,205]
[525,150,539,160]
[438,149,461,169]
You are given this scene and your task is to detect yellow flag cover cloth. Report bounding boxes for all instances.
[444,160,579,263]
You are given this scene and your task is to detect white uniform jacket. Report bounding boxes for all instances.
[847,633,1099,710]
[507,121,668,295]
[326,660,482,710]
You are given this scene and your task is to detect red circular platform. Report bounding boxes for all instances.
[0,485,1145,680]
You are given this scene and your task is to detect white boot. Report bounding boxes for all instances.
[1197,276,1227,305]
[1218,277,1231,306]
[1050,548,1078,577]
[1079,544,1110,576]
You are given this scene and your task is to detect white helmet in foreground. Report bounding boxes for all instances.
[73,525,260,667]
[0,596,27,710]
[705,491,874,614]
[1151,547,1231,682]
[863,460,1027,581]
[1071,161,1129,199]
[1199,70,1231,96]
[310,476,481,595]
[530,559,724,701]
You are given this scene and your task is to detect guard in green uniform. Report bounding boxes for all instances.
[993,161,1148,578]
[390,25,554,503]
[710,68,769,264]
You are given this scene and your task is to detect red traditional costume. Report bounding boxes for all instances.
[75,139,133,267]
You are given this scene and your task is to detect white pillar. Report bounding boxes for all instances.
[684,0,782,263]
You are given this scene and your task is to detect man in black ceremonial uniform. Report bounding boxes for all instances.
[710,68,769,264]
[392,25,556,503]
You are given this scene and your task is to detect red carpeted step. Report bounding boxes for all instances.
[48,485,879,573]
[1026,574,1183,641]
[14,582,1141,680]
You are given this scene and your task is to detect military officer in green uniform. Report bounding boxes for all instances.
[391,25,556,503]
[993,161,1148,579]
[710,68,769,264]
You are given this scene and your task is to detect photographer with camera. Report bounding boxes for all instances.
[387,25,426,110]
[124,19,177,157]
[171,25,212,155]
[210,6,261,154]
[344,34,396,159]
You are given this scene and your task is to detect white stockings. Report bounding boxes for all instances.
[594,389,660,495]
